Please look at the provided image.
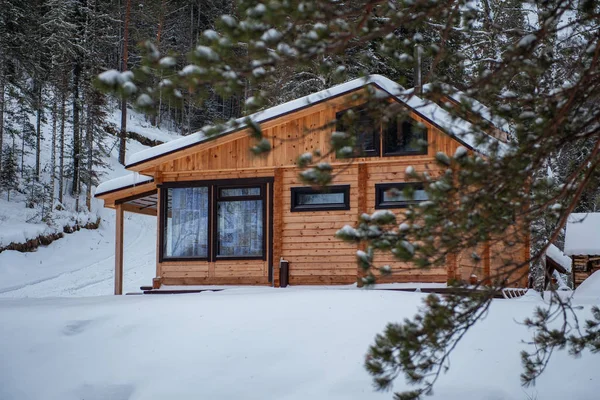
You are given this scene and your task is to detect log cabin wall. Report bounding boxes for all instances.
[136,89,527,287]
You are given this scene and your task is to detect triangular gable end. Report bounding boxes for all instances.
[124,75,507,174]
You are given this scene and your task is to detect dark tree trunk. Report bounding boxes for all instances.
[118,0,131,165]
[35,81,42,180]
[0,72,4,171]
[59,90,66,204]
[72,62,81,197]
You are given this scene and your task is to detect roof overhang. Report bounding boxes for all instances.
[95,173,157,215]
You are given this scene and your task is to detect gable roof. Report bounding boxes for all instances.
[565,213,600,256]
[420,83,513,137]
[125,74,509,169]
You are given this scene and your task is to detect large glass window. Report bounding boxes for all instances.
[375,183,428,209]
[216,187,264,258]
[160,181,267,261]
[383,117,427,155]
[291,185,350,212]
[163,187,209,258]
[335,104,428,157]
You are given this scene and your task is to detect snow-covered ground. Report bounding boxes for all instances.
[0,104,171,296]
[0,209,156,297]
[0,288,598,400]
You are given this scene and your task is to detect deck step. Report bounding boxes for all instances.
[143,289,224,295]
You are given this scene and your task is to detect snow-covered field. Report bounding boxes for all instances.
[0,288,598,400]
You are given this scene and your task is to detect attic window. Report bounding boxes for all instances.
[375,183,428,209]
[383,117,427,156]
[335,106,379,157]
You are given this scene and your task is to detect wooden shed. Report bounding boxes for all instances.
[565,213,600,287]
[95,75,530,293]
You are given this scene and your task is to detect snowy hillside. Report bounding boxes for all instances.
[0,104,180,296]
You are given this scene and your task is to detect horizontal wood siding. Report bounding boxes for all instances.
[280,166,359,285]
[101,88,529,288]
[366,162,447,283]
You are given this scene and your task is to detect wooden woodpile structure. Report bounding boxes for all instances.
[564,213,600,288]
[95,75,530,294]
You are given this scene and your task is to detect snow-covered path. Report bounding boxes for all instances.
[0,209,156,297]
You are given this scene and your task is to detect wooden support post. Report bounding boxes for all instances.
[483,241,491,285]
[155,187,162,286]
[446,252,458,283]
[115,203,124,295]
[357,163,368,287]
[272,168,284,287]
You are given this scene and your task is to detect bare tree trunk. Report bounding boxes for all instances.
[153,0,165,128]
[20,131,25,177]
[59,89,66,204]
[0,71,4,170]
[85,102,93,211]
[118,0,131,165]
[35,82,42,180]
[72,62,81,198]
[50,98,57,207]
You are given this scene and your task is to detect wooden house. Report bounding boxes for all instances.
[565,213,600,287]
[95,75,530,294]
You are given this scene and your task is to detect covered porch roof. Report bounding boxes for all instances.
[95,173,157,216]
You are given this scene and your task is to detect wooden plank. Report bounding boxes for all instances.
[160,264,210,272]
[155,187,162,279]
[160,277,271,286]
[282,241,355,249]
[283,249,357,256]
[287,255,356,263]
[483,241,491,284]
[289,275,357,285]
[161,271,211,278]
[114,204,124,295]
[273,167,284,287]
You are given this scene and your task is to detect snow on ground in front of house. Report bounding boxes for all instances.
[0,289,599,400]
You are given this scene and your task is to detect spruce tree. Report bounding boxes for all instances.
[0,145,18,200]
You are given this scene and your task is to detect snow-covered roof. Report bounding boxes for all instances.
[438,86,512,135]
[564,213,600,255]
[95,173,154,197]
[546,244,572,272]
[126,74,508,168]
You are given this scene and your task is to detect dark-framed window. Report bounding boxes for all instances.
[291,185,350,212]
[375,183,428,209]
[383,116,428,156]
[163,186,210,260]
[335,106,380,157]
[160,179,269,262]
[215,184,265,259]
